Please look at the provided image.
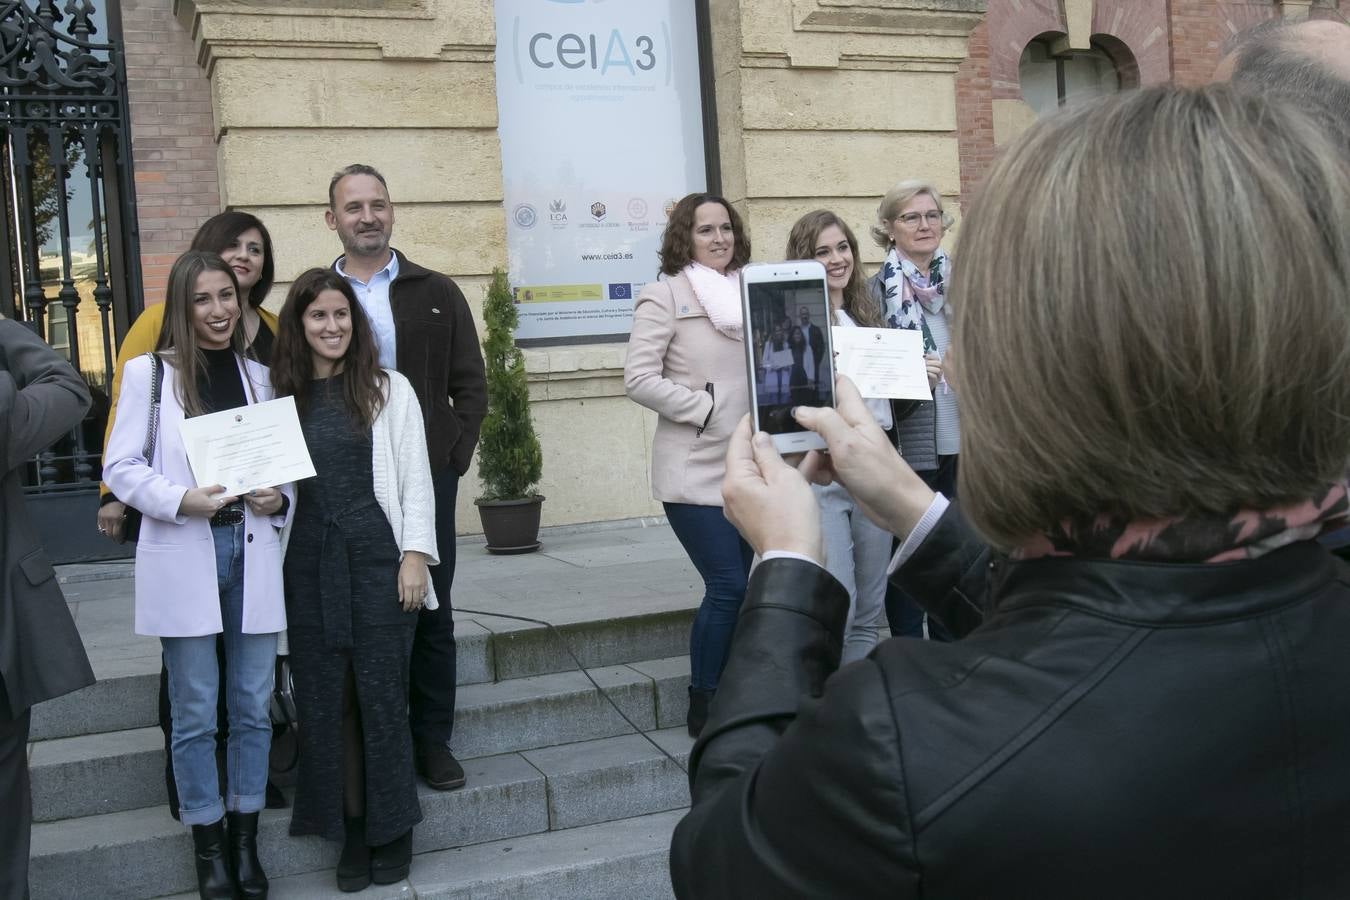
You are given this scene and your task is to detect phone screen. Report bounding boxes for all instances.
[746,278,835,435]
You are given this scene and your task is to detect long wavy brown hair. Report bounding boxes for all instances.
[271,268,387,430]
[658,193,751,276]
[156,251,254,418]
[785,210,882,328]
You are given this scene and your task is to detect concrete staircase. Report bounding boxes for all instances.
[29,522,701,899]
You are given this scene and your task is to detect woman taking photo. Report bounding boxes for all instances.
[271,268,437,892]
[104,251,289,900]
[785,210,891,663]
[624,192,753,737]
[869,181,958,640]
[674,83,1350,900]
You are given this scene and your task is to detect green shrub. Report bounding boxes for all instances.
[476,268,543,501]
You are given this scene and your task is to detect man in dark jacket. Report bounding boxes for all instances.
[328,164,487,790]
[796,305,826,389]
[0,318,96,897]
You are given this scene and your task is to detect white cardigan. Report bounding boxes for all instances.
[281,368,441,614]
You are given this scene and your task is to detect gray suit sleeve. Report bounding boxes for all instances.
[0,320,93,473]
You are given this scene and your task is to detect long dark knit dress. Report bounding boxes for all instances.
[284,374,421,845]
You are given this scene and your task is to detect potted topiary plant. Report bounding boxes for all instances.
[474,267,545,553]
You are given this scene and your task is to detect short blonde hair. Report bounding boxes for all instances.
[870,180,954,249]
[952,85,1350,550]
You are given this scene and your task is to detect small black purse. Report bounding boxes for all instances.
[269,656,300,773]
[117,353,164,544]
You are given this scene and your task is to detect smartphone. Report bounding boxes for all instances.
[740,260,835,453]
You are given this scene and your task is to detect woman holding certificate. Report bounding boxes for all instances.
[270,268,437,892]
[103,250,290,900]
[786,210,891,663]
[868,181,959,641]
[96,211,289,825]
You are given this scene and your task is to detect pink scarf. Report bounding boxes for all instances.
[683,263,743,341]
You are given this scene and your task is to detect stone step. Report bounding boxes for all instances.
[31,607,694,742]
[30,658,692,822]
[31,730,694,900]
[159,809,686,900]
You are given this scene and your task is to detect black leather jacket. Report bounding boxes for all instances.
[671,542,1350,898]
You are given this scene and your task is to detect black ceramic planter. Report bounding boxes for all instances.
[475,496,544,555]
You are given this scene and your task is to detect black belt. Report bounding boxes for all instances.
[210,502,245,527]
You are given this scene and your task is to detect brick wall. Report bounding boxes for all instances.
[955,21,995,208]
[120,0,220,308]
[953,1,1294,208]
[1169,2,1282,86]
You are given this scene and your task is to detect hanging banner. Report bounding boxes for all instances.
[494,0,708,341]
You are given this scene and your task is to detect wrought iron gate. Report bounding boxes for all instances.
[1,0,143,562]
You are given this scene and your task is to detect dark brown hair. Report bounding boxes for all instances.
[271,267,387,430]
[657,193,751,276]
[156,251,252,418]
[784,210,882,328]
[189,211,275,308]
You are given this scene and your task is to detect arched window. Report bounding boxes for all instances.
[1019,38,1122,115]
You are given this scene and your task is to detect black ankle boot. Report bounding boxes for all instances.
[370,829,413,885]
[337,817,372,893]
[190,819,234,900]
[687,687,714,738]
[226,811,268,899]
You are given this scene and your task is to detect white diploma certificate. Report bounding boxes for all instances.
[177,396,316,496]
[830,326,933,401]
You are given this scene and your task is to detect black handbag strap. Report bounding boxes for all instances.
[141,353,163,463]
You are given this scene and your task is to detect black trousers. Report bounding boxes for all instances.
[410,465,459,747]
[0,688,32,900]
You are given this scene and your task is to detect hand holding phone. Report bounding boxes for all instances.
[720,415,824,563]
[740,260,836,453]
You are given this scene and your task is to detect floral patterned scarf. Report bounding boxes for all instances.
[881,246,950,354]
[1013,479,1350,563]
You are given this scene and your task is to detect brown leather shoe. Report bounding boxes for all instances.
[415,743,466,790]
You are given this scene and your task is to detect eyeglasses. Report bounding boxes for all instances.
[896,211,944,228]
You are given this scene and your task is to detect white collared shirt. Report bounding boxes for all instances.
[336,251,400,369]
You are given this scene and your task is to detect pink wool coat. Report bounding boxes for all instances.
[624,272,749,507]
[103,353,292,637]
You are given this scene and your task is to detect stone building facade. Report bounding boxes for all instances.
[119,0,1342,534]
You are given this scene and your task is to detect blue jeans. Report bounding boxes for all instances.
[664,503,754,692]
[161,523,278,826]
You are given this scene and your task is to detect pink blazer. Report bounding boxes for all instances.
[624,273,749,506]
[103,353,292,637]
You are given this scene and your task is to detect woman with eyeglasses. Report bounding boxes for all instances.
[868,181,960,641]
